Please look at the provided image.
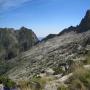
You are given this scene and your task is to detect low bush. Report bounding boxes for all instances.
[53,67,64,75]
[0,76,16,88]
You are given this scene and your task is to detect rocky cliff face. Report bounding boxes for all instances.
[6,10,90,81]
[0,27,38,75]
[78,10,90,32]
[16,27,38,52]
[0,27,38,60]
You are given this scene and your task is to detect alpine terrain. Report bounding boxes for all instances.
[0,10,90,90]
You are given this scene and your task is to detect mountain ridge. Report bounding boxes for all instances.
[42,10,90,41]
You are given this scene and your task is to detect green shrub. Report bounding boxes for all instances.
[53,67,64,75]
[0,76,16,88]
[57,85,69,90]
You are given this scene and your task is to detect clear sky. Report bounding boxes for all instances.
[0,0,90,37]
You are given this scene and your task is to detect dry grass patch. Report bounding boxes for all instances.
[67,67,90,90]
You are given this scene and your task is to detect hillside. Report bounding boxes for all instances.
[7,30,90,80]
[0,10,89,90]
[6,10,90,82]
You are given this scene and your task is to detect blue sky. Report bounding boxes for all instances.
[0,0,90,37]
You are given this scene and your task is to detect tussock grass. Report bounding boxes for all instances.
[82,51,90,65]
[67,67,90,90]
[57,85,69,90]
[18,80,31,90]
[18,76,53,90]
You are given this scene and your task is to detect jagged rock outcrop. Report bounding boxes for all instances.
[78,10,90,32]
[16,27,38,52]
[0,27,38,60]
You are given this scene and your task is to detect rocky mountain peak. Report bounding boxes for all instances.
[40,10,90,41]
[58,10,90,35]
[78,10,90,32]
[0,27,38,60]
[20,26,31,31]
[85,10,90,19]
